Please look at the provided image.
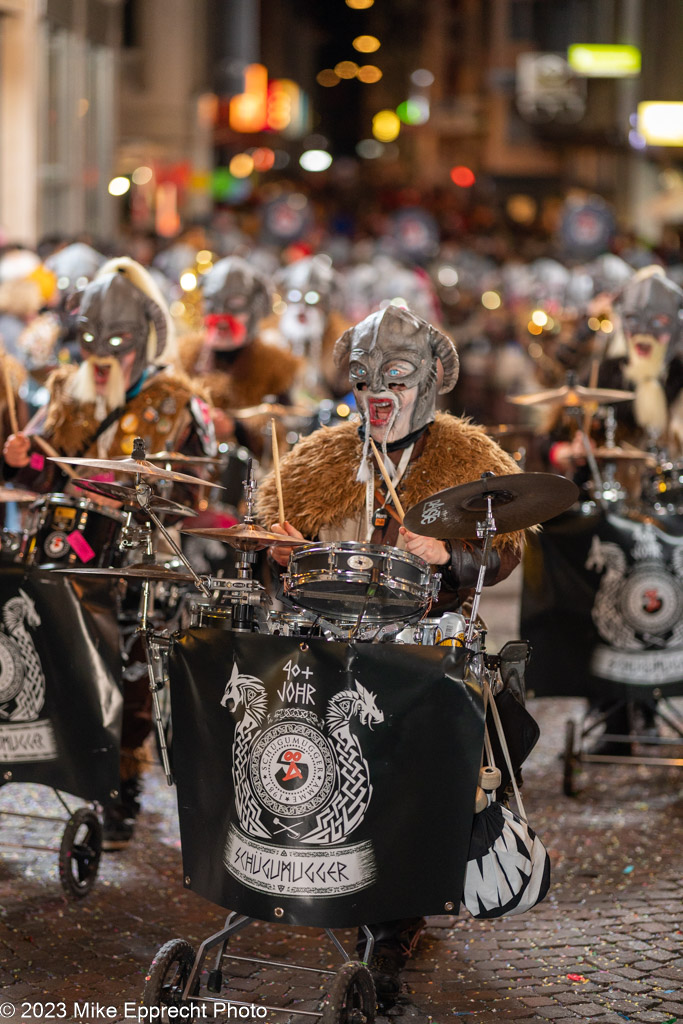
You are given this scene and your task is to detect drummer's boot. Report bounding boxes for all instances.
[357,917,425,1011]
[102,775,142,851]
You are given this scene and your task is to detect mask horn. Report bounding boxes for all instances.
[429,326,459,393]
[142,295,168,358]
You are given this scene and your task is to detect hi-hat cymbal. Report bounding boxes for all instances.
[182,523,310,551]
[47,454,220,487]
[145,451,221,465]
[73,478,197,517]
[53,561,195,583]
[232,402,313,419]
[508,384,634,408]
[404,472,580,539]
[592,445,655,462]
[0,486,39,503]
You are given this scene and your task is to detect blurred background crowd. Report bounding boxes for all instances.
[0,0,682,480]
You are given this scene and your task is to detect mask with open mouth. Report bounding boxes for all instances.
[335,305,458,437]
[200,255,272,351]
[616,267,683,379]
[334,306,458,476]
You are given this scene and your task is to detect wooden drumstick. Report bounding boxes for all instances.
[582,359,600,436]
[369,437,405,522]
[2,357,18,435]
[271,417,285,524]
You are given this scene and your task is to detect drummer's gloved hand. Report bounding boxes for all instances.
[440,540,501,591]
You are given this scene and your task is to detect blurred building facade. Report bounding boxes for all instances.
[0,0,681,248]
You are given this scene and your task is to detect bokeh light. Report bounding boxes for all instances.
[251,147,275,172]
[346,0,374,8]
[108,176,130,196]
[356,139,384,159]
[229,153,254,178]
[180,271,198,291]
[372,110,401,142]
[506,193,537,224]
[335,61,359,80]
[481,291,502,310]
[528,321,544,336]
[299,150,333,172]
[357,65,383,84]
[410,69,435,87]
[397,100,425,125]
[437,267,459,288]
[317,69,341,87]
[450,165,476,187]
[353,35,380,53]
[531,309,549,327]
[132,166,153,185]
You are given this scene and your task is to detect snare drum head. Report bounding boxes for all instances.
[285,540,436,623]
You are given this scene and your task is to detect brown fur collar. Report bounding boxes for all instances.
[41,365,208,455]
[256,412,524,552]
[175,333,302,410]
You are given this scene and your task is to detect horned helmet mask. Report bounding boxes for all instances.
[200,255,272,351]
[69,257,171,409]
[615,267,683,380]
[334,306,459,472]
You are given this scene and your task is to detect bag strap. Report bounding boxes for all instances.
[482,678,528,823]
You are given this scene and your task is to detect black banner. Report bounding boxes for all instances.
[0,567,122,803]
[169,631,484,928]
[521,509,683,699]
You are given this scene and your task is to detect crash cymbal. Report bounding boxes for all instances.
[73,478,198,517]
[182,522,311,551]
[232,402,313,419]
[404,472,580,539]
[54,561,195,583]
[0,486,39,503]
[47,454,221,488]
[592,445,655,462]
[145,451,221,465]
[508,384,634,408]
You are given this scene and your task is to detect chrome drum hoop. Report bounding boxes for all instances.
[284,540,440,624]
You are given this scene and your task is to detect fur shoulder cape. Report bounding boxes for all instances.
[256,411,525,553]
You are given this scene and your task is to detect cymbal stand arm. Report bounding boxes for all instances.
[465,494,496,646]
[568,406,605,504]
[134,480,213,599]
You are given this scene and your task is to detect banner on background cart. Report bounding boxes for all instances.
[0,567,122,803]
[521,509,683,698]
[170,632,484,927]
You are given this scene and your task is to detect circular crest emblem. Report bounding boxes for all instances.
[0,633,25,704]
[249,721,335,819]
[619,565,683,636]
[44,531,68,559]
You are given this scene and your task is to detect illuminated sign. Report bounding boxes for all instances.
[637,102,683,146]
[567,44,641,77]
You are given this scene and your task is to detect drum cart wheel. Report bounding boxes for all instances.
[142,938,198,1009]
[0,785,104,900]
[143,914,378,1022]
[319,961,376,1024]
[58,807,103,899]
[563,719,578,797]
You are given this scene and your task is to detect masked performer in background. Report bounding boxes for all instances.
[177,254,302,455]
[257,305,525,1006]
[2,257,215,848]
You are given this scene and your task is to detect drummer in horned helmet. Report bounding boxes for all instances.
[1,256,216,851]
[258,305,524,613]
[257,305,525,1004]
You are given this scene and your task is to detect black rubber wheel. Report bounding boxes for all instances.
[563,718,578,797]
[142,939,197,1008]
[320,961,376,1024]
[58,808,103,900]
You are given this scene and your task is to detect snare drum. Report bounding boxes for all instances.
[22,494,125,569]
[284,541,440,623]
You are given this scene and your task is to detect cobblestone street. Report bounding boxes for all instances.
[0,568,681,1024]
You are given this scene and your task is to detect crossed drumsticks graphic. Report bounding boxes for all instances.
[273,818,304,838]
